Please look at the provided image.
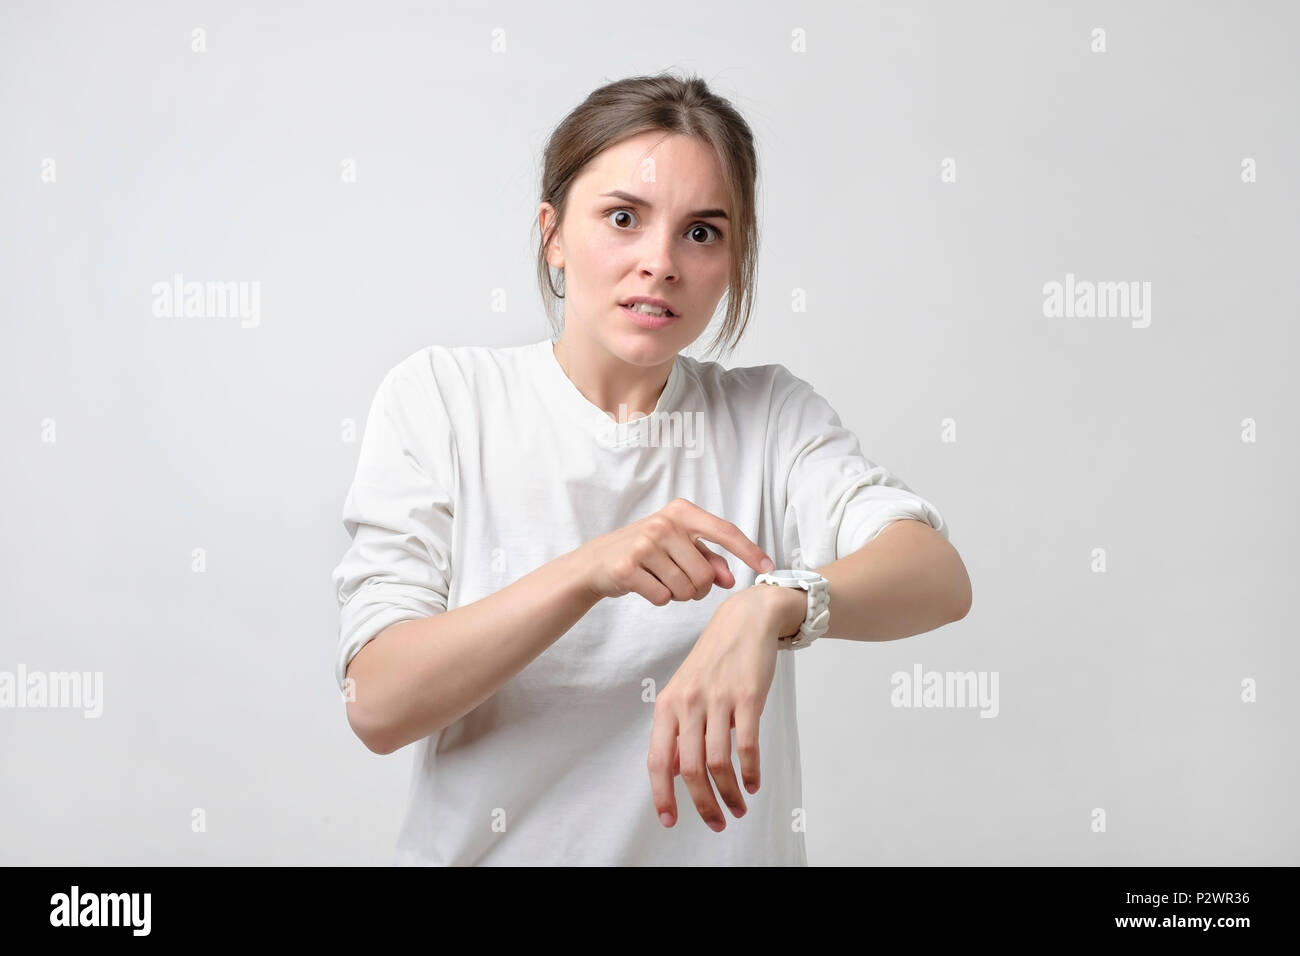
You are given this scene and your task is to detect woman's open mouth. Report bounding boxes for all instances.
[619,302,679,330]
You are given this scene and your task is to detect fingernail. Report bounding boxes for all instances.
[745,781,758,794]
[659,812,674,827]
[761,557,775,572]
[709,820,725,832]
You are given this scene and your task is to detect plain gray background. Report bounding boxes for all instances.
[2,0,1296,865]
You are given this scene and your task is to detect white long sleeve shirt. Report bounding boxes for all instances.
[331,337,949,866]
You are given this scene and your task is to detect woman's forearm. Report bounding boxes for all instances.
[344,549,600,754]
[817,518,972,643]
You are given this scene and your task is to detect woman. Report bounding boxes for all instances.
[331,72,972,866]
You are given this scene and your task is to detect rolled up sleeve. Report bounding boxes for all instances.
[331,358,455,693]
[775,370,948,572]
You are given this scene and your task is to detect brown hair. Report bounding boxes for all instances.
[534,71,760,361]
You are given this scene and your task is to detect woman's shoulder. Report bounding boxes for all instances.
[364,342,539,433]
[383,340,539,387]
[677,351,812,410]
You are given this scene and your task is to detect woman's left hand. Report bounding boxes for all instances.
[647,583,804,831]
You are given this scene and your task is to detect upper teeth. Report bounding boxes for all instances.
[628,302,670,316]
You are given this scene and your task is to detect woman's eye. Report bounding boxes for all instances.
[687,223,722,244]
[607,208,637,229]
[606,208,722,244]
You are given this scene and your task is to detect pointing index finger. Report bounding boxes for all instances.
[681,501,775,575]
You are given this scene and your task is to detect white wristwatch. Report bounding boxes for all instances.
[753,569,830,650]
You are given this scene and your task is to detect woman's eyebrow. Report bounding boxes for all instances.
[598,189,729,221]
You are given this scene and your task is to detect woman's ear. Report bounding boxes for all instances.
[538,202,564,269]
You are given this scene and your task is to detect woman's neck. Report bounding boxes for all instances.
[553,335,674,423]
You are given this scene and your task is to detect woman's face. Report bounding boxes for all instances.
[540,131,733,368]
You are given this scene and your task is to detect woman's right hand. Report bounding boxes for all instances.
[576,498,776,605]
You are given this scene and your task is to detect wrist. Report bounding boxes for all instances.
[747,582,809,640]
[563,546,603,606]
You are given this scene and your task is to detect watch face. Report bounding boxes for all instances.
[767,569,821,584]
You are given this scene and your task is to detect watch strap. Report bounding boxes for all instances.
[754,569,830,650]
